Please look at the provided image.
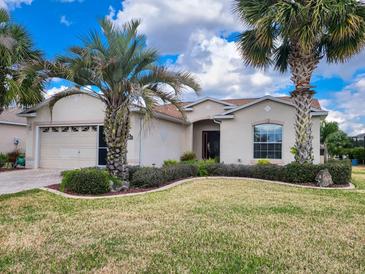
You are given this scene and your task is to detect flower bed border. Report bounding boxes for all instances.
[41,177,355,200]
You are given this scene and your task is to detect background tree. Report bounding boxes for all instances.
[325,130,352,158]
[46,19,200,181]
[234,0,365,164]
[0,8,44,114]
[320,120,340,162]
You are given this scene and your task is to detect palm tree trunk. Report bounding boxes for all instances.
[288,43,319,164]
[104,105,130,181]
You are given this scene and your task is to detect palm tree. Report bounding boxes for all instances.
[46,19,200,180]
[234,0,365,164]
[0,8,44,114]
[320,120,340,162]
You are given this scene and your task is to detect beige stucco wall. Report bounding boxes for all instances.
[135,114,187,166]
[26,94,187,168]
[220,100,322,165]
[186,101,227,122]
[0,124,26,154]
[25,95,323,169]
[193,120,220,160]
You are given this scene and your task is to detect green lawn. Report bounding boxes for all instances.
[353,166,365,190]
[1,175,365,273]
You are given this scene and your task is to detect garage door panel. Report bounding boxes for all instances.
[40,126,98,169]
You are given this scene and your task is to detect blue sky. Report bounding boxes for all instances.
[4,0,365,135]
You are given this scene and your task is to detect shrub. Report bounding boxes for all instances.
[163,160,178,167]
[180,151,196,162]
[252,164,286,181]
[127,165,141,181]
[131,167,165,188]
[163,164,198,182]
[0,153,8,168]
[283,163,319,183]
[195,159,216,176]
[131,164,198,188]
[60,168,111,195]
[352,147,365,162]
[257,159,271,165]
[7,150,20,165]
[322,160,352,185]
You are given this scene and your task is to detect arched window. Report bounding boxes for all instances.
[254,124,282,159]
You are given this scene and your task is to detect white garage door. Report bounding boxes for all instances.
[39,125,98,169]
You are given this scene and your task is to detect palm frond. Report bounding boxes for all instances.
[237,30,274,68]
[0,8,9,24]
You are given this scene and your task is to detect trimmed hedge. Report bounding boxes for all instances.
[60,167,119,195]
[130,160,351,188]
[131,164,198,188]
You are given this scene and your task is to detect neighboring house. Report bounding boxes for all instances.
[0,108,27,154]
[18,92,327,169]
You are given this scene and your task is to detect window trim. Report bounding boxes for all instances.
[253,123,283,160]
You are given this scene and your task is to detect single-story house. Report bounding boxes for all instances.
[0,108,27,154]
[18,92,328,169]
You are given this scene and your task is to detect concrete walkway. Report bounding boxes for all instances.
[0,169,62,195]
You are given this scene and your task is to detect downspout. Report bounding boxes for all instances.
[138,116,143,166]
[213,119,222,163]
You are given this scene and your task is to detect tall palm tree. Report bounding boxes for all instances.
[234,0,365,164]
[46,19,200,180]
[0,8,44,114]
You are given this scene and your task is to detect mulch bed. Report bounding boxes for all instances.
[46,178,351,198]
[47,184,160,197]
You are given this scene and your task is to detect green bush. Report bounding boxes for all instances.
[131,164,198,188]
[180,151,196,162]
[252,164,286,181]
[131,167,166,188]
[352,147,365,161]
[128,165,141,181]
[256,159,271,165]
[196,159,216,176]
[204,161,351,185]
[322,160,352,185]
[163,160,178,167]
[163,164,198,182]
[283,162,319,183]
[60,168,111,195]
[0,153,8,168]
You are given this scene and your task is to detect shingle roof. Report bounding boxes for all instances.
[154,97,322,120]
[0,107,27,125]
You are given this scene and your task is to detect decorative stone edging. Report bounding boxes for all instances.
[39,177,356,200]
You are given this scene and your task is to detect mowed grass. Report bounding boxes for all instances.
[1,176,365,273]
[353,166,365,190]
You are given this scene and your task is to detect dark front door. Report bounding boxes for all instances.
[202,131,220,160]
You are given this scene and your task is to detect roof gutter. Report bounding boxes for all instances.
[0,121,27,126]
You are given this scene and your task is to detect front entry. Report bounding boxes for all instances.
[202,131,220,160]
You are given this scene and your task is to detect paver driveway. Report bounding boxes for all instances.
[0,169,61,195]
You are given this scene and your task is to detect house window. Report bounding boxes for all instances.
[98,126,107,166]
[254,124,282,159]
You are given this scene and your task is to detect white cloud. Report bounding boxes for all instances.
[0,0,32,10]
[176,31,291,100]
[45,85,68,98]
[316,49,365,80]
[60,15,72,27]
[108,0,240,54]
[322,74,365,135]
